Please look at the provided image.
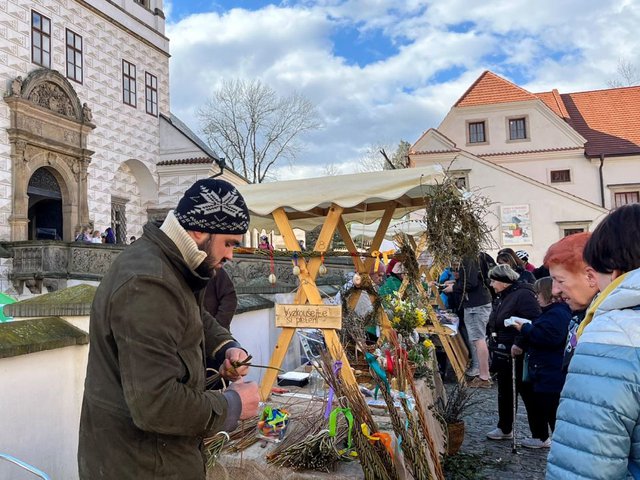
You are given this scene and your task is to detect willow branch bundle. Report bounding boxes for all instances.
[406,370,445,480]
[267,424,348,472]
[420,168,497,269]
[266,409,347,471]
[225,418,260,453]
[395,233,421,287]
[204,432,229,469]
[361,339,432,480]
[388,332,445,480]
[318,351,399,480]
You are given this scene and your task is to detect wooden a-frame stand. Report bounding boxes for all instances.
[399,234,470,383]
[259,203,396,401]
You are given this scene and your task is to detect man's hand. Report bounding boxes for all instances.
[443,283,454,293]
[228,378,260,420]
[220,347,249,381]
[511,344,523,357]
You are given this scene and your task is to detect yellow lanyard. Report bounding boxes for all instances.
[576,272,629,339]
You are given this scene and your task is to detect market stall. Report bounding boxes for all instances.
[234,166,487,479]
[237,165,447,400]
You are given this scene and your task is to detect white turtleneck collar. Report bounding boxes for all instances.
[160,210,207,271]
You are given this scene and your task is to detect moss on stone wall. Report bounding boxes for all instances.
[4,284,96,318]
[0,316,88,358]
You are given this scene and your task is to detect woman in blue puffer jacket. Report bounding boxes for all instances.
[546,203,640,480]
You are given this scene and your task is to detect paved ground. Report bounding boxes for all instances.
[448,381,548,479]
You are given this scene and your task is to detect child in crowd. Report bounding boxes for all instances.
[511,277,572,448]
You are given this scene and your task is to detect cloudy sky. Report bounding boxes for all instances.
[164,0,640,180]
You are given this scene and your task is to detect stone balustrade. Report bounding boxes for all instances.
[2,241,356,294]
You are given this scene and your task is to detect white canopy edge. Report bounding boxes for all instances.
[237,165,445,233]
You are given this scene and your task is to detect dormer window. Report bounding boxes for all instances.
[468,121,486,144]
[509,117,527,140]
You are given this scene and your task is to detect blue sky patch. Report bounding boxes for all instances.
[447,21,476,34]
[330,23,404,67]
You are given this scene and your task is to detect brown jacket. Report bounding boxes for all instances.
[203,267,237,330]
[78,222,241,479]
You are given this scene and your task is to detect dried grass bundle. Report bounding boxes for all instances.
[317,351,400,480]
[420,167,496,269]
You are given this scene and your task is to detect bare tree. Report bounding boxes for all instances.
[607,58,640,88]
[198,79,321,183]
[322,162,341,176]
[357,140,410,172]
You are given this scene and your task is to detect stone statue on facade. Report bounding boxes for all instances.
[10,76,23,96]
[82,103,93,123]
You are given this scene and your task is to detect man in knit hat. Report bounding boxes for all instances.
[79,178,259,480]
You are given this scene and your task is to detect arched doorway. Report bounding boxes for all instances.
[5,69,95,241]
[27,168,63,240]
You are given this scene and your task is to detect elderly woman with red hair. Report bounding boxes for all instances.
[542,232,599,372]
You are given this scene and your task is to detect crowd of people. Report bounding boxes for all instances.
[74,226,118,244]
[439,204,640,479]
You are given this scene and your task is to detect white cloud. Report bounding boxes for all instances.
[166,1,640,180]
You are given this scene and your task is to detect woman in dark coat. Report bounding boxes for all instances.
[497,249,536,284]
[512,277,571,448]
[104,226,116,244]
[486,264,541,442]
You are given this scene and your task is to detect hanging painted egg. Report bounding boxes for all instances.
[268,273,277,284]
[318,264,328,276]
[292,265,301,276]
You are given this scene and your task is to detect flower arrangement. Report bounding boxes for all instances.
[407,338,435,379]
[383,292,430,339]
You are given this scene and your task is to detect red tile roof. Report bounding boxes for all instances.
[454,71,538,107]
[456,71,640,157]
[535,89,570,120]
[556,86,640,157]
[481,147,583,157]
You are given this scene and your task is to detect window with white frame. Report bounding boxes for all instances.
[614,191,639,207]
[557,221,590,238]
[608,183,640,208]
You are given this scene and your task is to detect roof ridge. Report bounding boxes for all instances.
[454,70,537,107]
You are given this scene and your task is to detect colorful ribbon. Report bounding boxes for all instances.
[328,407,354,450]
[324,360,342,419]
[365,352,390,399]
[361,423,394,458]
[371,249,395,272]
[385,349,394,375]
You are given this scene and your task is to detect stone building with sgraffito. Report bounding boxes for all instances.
[0,0,246,293]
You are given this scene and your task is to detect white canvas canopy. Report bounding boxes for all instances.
[349,218,426,241]
[237,165,445,233]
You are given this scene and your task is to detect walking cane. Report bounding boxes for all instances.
[511,355,518,454]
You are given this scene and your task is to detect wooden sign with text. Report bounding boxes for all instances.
[275,304,342,330]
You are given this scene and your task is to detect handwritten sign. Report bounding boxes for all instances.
[275,304,342,330]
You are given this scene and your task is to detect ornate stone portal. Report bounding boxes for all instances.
[4,69,95,241]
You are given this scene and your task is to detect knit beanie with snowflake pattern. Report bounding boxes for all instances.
[174,178,250,234]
